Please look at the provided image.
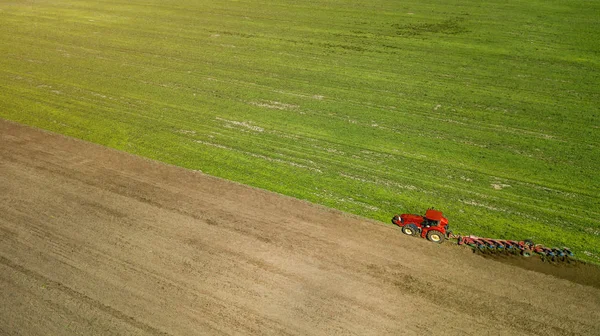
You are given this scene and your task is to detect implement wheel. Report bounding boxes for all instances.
[402,224,420,237]
[426,230,445,244]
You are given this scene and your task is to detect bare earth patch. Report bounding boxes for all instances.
[216,117,265,132]
[250,100,299,110]
[491,183,511,190]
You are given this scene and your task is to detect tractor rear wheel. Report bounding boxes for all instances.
[402,224,419,237]
[426,230,445,244]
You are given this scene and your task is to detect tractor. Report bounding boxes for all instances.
[391,208,451,243]
[392,209,574,261]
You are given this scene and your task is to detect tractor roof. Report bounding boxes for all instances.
[425,209,444,221]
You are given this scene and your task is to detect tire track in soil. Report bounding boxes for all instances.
[0,256,169,336]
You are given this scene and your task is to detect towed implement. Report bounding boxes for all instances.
[392,209,574,261]
[456,235,573,261]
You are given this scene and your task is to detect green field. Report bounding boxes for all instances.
[1,0,599,262]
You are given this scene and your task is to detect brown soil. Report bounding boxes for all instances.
[1,119,599,335]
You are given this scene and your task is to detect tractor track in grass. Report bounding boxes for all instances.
[1,119,599,335]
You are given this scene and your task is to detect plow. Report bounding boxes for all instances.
[454,235,573,261]
[392,209,574,262]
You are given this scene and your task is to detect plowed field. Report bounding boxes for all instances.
[1,119,599,335]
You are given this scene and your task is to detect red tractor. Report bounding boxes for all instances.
[392,208,574,261]
[392,209,451,243]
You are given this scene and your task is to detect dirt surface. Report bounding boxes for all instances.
[1,119,599,336]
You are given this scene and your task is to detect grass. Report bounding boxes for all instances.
[1,0,599,263]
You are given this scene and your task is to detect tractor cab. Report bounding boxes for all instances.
[423,209,444,227]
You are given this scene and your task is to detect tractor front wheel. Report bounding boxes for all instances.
[402,224,420,237]
[426,230,445,244]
